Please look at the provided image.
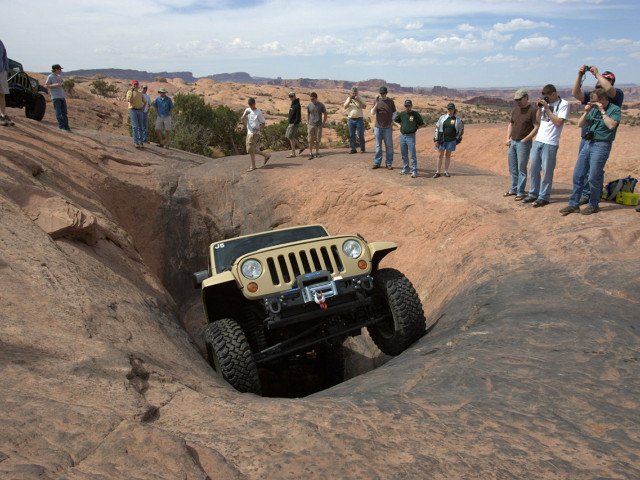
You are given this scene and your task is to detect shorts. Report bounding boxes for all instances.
[0,71,9,95]
[155,115,171,131]
[308,125,322,145]
[246,133,261,153]
[438,140,457,152]
[285,123,299,139]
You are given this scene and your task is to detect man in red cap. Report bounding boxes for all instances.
[126,80,146,148]
[571,66,624,205]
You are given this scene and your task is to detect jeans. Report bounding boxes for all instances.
[52,98,69,130]
[507,139,532,195]
[374,127,393,166]
[528,141,559,201]
[569,141,612,208]
[400,133,417,174]
[129,109,144,144]
[142,111,149,142]
[348,117,365,151]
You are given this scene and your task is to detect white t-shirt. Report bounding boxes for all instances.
[243,107,266,134]
[535,98,569,146]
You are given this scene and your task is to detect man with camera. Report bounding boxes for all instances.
[505,89,539,200]
[559,88,621,216]
[521,84,569,207]
[571,66,624,205]
[343,86,366,153]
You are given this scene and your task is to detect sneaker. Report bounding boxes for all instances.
[399,170,408,175]
[559,205,579,216]
[444,172,450,177]
[61,128,72,133]
[636,204,640,212]
[521,196,537,203]
[371,164,380,169]
[532,199,550,208]
[349,149,357,154]
[1,115,14,126]
[433,172,441,178]
[157,143,164,148]
[308,154,314,160]
[579,197,589,205]
[386,165,393,170]
[581,205,600,215]
[411,172,417,178]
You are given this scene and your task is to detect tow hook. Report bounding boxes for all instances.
[359,277,374,291]
[266,298,282,314]
[313,291,328,310]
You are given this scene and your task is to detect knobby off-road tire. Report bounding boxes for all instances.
[204,318,262,395]
[367,268,426,356]
[25,93,46,121]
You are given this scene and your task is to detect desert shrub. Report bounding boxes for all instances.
[261,119,307,152]
[62,78,75,97]
[90,79,119,98]
[333,117,371,147]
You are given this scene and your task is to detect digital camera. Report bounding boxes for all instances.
[537,96,550,107]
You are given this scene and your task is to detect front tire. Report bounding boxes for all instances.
[204,319,262,394]
[367,268,426,356]
[26,93,46,121]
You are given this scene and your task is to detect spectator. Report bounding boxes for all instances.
[141,84,151,143]
[433,103,464,178]
[126,80,146,149]
[522,84,570,207]
[343,86,366,153]
[559,88,621,216]
[571,66,624,205]
[240,97,271,171]
[505,89,539,200]
[285,91,306,157]
[0,39,13,126]
[46,64,71,132]
[394,99,424,178]
[306,92,327,159]
[371,86,396,170]
[152,88,173,148]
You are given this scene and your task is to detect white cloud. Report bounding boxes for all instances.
[483,53,518,63]
[458,24,476,32]
[515,36,558,51]
[493,18,552,32]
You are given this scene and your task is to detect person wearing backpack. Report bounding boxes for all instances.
[559,88,621,216]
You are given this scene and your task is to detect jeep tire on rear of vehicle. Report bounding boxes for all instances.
[204,318,262,394]
[367,268,426,356]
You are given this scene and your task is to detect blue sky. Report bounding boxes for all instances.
[3,0,639,88]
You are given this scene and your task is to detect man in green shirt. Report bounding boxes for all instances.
[394,99,425,178]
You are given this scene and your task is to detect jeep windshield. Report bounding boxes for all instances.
[213,225,329,273]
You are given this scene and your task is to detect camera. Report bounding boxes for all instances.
[537,96,549,107]
[584,131,594,141]
[584,65,591,72]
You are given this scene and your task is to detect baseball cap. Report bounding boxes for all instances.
[446,102,455,109]
[132,80,139,85]
[351,86,358,92]
[380,86,388,94]
[51,64,62,71]
[309,92,317,98]
[404,99,412,106]
[248,97,256,104]
[514,89,528,100]
[142,84,148,89]
[288,91,296,97]
[158,88,167,93]
[601,71,616,85]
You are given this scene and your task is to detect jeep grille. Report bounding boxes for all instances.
[266,245,344,285]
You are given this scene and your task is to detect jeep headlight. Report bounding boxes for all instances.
[30,79,38,89]
[241,259,262,279]
[342,240,362,259]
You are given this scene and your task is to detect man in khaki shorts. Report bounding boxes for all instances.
[152,88,173,148]
[306,92,327,159]
[240,97,271,171]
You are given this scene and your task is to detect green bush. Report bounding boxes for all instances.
[333,117,371,147]
[90,79,119,98]
[261,119,307,152]
[63,78,75,97]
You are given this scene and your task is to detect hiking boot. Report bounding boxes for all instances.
[521,196,537,203]
[532,199,550,208]
[371,164,380,169]
[349,149,357,154]
[581,205,600,215]
[444,172,450,177]
[559,205,579,216]
[579,197,589,205]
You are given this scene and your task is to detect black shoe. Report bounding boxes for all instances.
[433,172,441,178]
[579,197,589,205]
[371,164,380,169]
[521,196,537,203]
[360,149,365,153]
[559,205,580,216]
[349,149,357,154]
[532,199,549,208]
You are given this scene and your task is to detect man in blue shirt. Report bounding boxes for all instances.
[152,88,174,148]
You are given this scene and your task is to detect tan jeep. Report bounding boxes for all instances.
[193,224,426,394]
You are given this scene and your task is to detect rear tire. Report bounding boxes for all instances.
[367,268,426,356]
[26,94,46,121]
[204,318,262,394]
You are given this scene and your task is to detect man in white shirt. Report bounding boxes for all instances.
[240,97,271,171]
[522,84,569,207]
